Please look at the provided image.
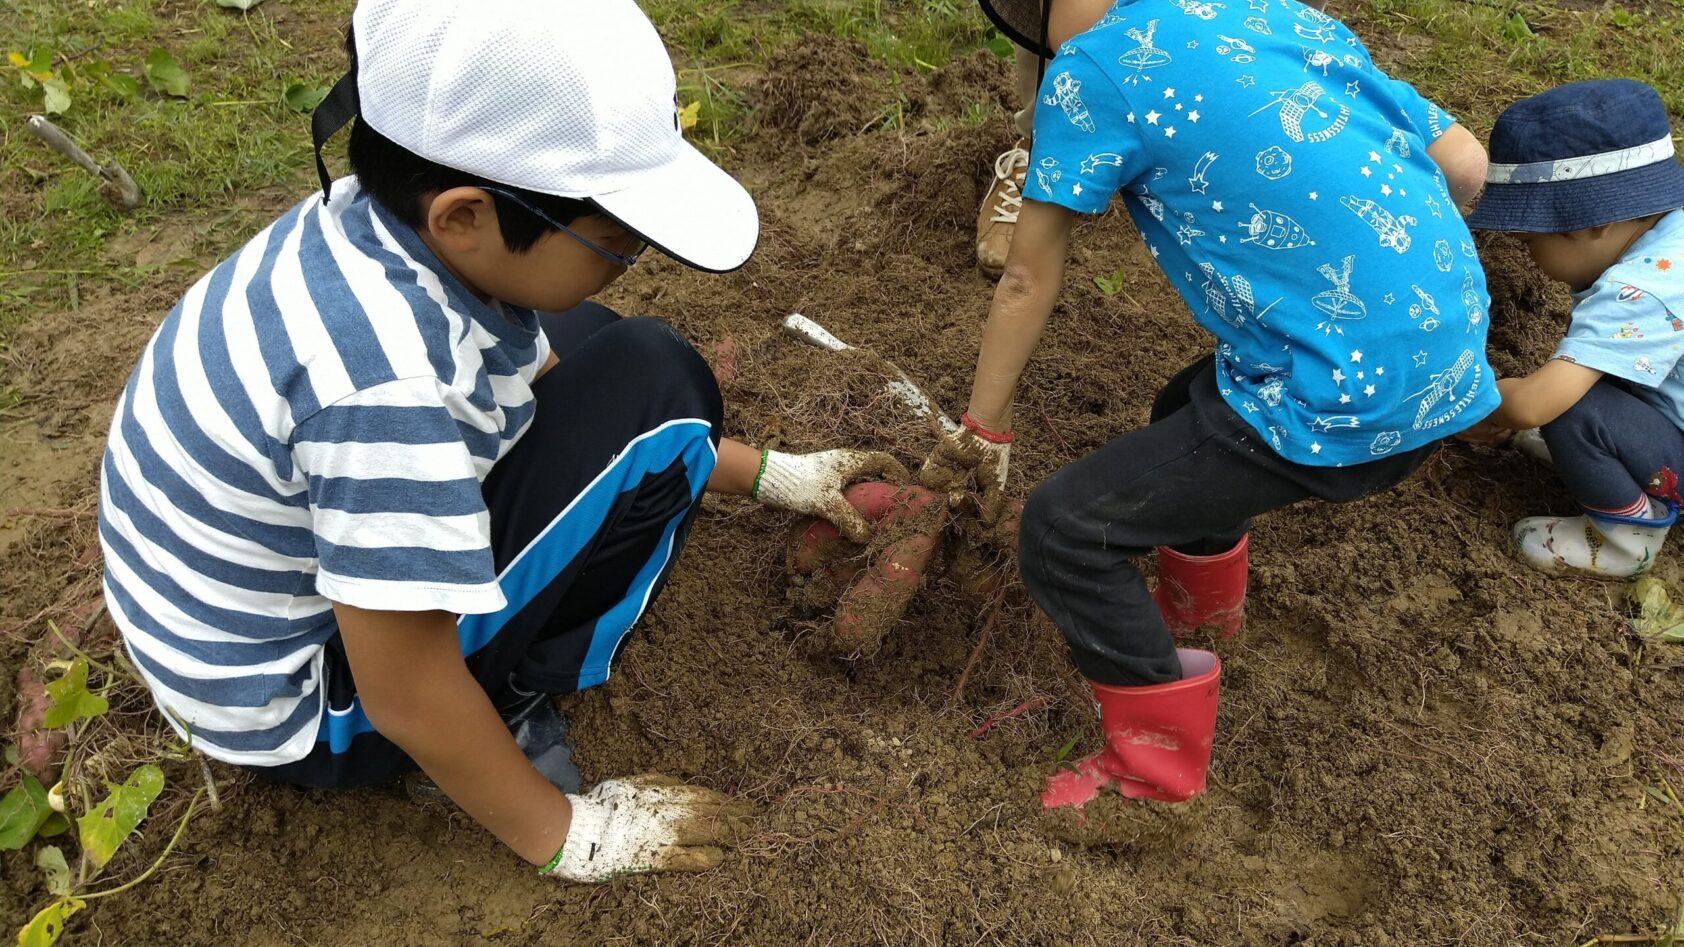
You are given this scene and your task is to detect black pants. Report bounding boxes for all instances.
[255,304,722,789]
[1018,356,1437,687]
[1543,378,1684,513]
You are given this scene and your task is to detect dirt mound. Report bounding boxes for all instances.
[5,33,1683,947]
[1479,231,1575,377]
[756,36,900,145]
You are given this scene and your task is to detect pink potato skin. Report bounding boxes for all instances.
[13,594,105,781]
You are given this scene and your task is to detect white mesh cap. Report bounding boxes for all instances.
[351,0,758,272]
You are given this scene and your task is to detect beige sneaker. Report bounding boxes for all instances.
[977,141,1029,279]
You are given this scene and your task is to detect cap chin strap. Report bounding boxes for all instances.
[311,70,360,203]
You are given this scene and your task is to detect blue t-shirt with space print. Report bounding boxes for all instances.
[1026,0,1498,466]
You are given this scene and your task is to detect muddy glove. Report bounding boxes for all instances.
[548,775,742,883]
[919,413,1013,523]
[753,449,909,543]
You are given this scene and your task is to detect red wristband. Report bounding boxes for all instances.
[961,412,1014,444]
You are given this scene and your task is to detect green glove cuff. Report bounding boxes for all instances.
[750,449,771,500]
[539,842,566,876]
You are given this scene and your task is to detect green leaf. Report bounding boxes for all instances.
[1628,577,1684,642]
[142,48,189,98]
[282,80,330,113]
[38,812,70,838]
[1502,13,1534,43]
[1092,270,1127,296]
[985,33,1013,59]
[40,76,71,115]
[42,658,109,729]
[85,62,139,99]
[18,897,84,947]
[0,776,53,851]
[35,846,72,897]
[1610,7,1637,27]
[77,764,164,872]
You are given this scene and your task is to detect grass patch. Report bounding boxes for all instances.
[0,0,349,336]
[1352,0,1684,129]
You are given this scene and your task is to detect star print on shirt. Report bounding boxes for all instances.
[1164,87,1177,99]
[1368,152,1383,164]
[1212,200,1224,211]
[1188,110,1201,123]
[1364,384,1376,396]
[1381,184,1393,196]
[1127,112,1137,123]
[1310,441,1323,454]
[1360,167,1373,177]
[1413,350,1428,367]
[1145,110,1162,125]
[1237,75,1256,87]
[1187,40,1199,48]
[1194,94,1204,102]
[1345,81,1361,97]
[1072,182,1084,195]
[1332,369,1346,383]
[1309,192,1319,200]
[1375,366,1385,376]
[1165,127,1178,138]
[1338,394,1351,404]
[1350,350,1364,363]
[1383,293,1396,305]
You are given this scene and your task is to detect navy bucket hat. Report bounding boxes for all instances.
[1467,79,1684,234]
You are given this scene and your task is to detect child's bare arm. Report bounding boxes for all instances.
[334,603,572,866]
[1426,124,1488,215]
[1488,359,1604,430]
[966,199,1077,431]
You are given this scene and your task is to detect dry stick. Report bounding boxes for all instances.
[25,115,142,211]
[950,594,1006,706]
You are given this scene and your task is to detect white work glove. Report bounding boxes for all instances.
[919,413,1013,523]
[548,775,741,883]
[753,448,909,543]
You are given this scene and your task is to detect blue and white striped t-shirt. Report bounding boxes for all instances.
[98,179,552,767]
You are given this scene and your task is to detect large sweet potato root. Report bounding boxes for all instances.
[787,482,949,652]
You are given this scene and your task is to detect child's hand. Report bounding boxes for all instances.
[754,449,910,542]
[1455,416,1515,447]
[919,416,1012,523]
[550,775,747,883]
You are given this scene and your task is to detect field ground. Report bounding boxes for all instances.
[4,0,1684,944]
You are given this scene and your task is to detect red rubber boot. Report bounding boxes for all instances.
[1153,535,1248,638]
[1041,649,1221,808]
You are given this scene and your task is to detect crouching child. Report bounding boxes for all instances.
[1459,80,1684,579]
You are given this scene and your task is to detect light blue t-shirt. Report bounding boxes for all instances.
[1026,0,1499,465]
[1556,209,1684,429]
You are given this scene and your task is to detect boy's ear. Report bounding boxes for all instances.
[423,187,497,251]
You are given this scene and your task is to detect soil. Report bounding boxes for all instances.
[5,26,1684,947]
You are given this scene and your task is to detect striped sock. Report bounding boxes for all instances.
[1586,495,1655,520]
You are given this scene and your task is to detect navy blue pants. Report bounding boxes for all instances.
[255,304,722,789]
[1019,357,1438,688]
[1543,378,1684,513]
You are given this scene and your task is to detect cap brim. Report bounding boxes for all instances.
[590,143,759,273]
[1467,160,1684,233]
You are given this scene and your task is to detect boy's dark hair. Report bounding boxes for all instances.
[342,28,592,253]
